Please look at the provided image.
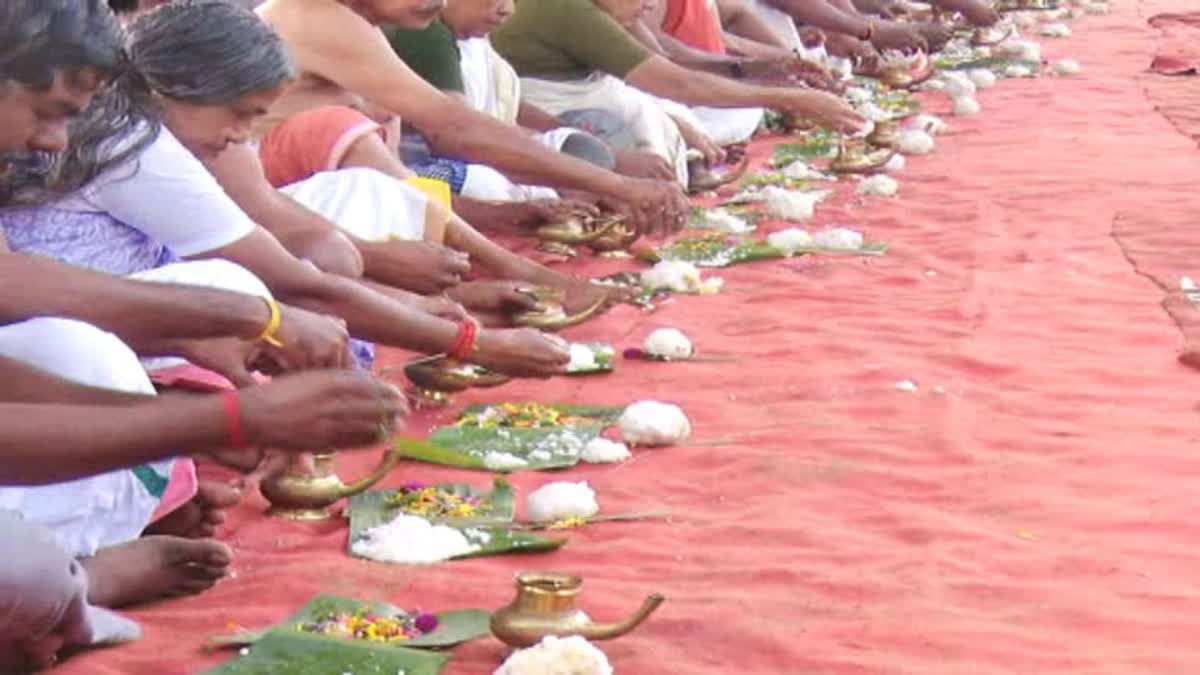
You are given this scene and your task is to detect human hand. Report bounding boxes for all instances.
[446,280,542,314]
[267,303,352,371]
[675,117,725,167]
[363,240,470,294]
[776,90,866,135]
[871,21,929,53]
[525,198,600,225]
[471,328,570,377]
[914,21,953,51]
[237,371,408,450]
[606,177,689,237]
[417,294,474,322]
[613,149,676,181]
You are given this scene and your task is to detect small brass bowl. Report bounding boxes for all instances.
[829,141,896,175]
[865,120,901,149]
[404,357,510,393]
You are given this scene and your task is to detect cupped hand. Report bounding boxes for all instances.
[778,90,867,135]
[609,177,689,237]
[470,328,571,378]
[365,240,470,294]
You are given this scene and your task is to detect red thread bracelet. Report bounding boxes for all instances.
[447,321,477,361]
[222,391,247,449]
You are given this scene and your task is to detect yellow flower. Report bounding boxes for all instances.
[547,517,588,530]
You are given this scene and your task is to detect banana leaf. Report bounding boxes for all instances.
[934,56,1042,72]
[735,173,818,191]
[207,595,490,650]
[565,342,615,376]
[688,206,760,233]
[770,131,840,165]
[638,235,890,267]
[410,404,624,472]
[394,436,487,471]
[204,632,449,675]
[351,522,567,562]
[348,479,515,532]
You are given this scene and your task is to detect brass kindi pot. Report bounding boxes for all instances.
[260,450,402,521]
[829,140,896,174]
[511,287,606,332]
[490,572,665,648]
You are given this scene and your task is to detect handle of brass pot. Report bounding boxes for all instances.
[335,446,403,498]
[536,216,622,245]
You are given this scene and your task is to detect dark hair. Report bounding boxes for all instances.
[18,0,294,202]
[0,0,126,91]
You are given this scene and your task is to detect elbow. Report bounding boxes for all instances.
[298,231,365,279]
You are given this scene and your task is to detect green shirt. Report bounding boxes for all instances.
[490,0,652,82]
[386,21,465,93]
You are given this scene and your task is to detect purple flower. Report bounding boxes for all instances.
[414,613,439,634]
[399,482,427,491]
[623,348,646,360]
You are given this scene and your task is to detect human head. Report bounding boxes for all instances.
[127,0,295,157]
[441,0,514,39]
[346,0,448,30]
[0,1,124,162]
[593,0,652,25]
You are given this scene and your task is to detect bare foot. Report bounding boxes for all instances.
[82,536,232,608]
[143,480,242,540]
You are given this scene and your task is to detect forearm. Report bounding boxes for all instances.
[516,102,564,133]
[0,397,228,485]
[413,101,626,199]
[718,0,793,47]
[767,0,868,36]
[272,273,456,354]
[655,30,744,72]
[628,56,783,108]
[0,357,150,406]
[724,33,791,58]
[0,255,268,345]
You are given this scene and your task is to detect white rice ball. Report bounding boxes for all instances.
[1039,22,1071,37]
[618,400,691,446]
[352,514,476,564]
[697,208,752,233]
[779,159,827,180]
[641,260,702,293]
[766,227,814,255]
[909,114,949,136]
[580,438,632,464]
[642,328,693,360]
[813,228,865,251]
[999,39,1041,62]
[968,68,997,89]
[483,451,529,471]
[895,129,935,155]
[856,174,898,197]
[762,186,828,222]
[941,71,977,98]
[884,153,906,173]
[1053,59,1081,75]
[844,86,874,104]
[527,481,600,523]
[1003,64,1034,78]
[951,96,981,117]
[857,102,892,122]
[567,343,597,372]
[494,635,613,675]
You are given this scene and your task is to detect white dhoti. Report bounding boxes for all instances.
[281,167,429,242]
[0,259,272,557]
[649,95,763,148]
[0,318,165,558]
[520,72,690,186]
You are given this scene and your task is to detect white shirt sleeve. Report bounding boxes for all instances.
[71,126,257,258]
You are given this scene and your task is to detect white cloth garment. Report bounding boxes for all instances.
[0,259,273,557]
[649,95,762,149]
[56,126,255,256]
[281,167,429,242]
[0,319,164,558]
[520,72,690,185]
[0,512,141,669]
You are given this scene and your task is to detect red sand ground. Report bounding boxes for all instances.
[63,1,1200,672]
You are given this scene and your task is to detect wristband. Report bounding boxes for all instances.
[222,391,248,449]
[447,321,478,361]
[255,297,284,348]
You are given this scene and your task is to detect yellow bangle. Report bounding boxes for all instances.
[256,297,284,348]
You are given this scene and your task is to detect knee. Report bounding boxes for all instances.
[0,318,153,394]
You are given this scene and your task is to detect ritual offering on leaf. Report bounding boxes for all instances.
[407,403,626,472]
[350,513,565,563]
[566,342,615,375]
[689,206,757,233]
[349,479,514,529]
[639,236,780,269]
[205,595,495,675]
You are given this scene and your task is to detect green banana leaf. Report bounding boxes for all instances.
[770,131,841,165]
[565,342,615,376]
[348,479,515,532]
[934,56,1042,72]
[203,632,449,675]
[735,173,818,191]
[406,404,625,472]
[394,436,487,470]
[208,595,490,650]
[638,234,891,267]
[351,521,568,561]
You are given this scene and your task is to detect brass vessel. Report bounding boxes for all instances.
[511,287,607,332]
[490,572,665,648]
[687,155,751,194]
[865,119,901,149]
[536,214,621,246]
[403,356,511,408]
[877,53,936,89]
[260,450,402,521]
[971,24,1015,46]
[587,216,641,255]
[829,140,896,174]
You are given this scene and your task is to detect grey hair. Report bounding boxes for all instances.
[0,0,126,90]
[9,0,295,204]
